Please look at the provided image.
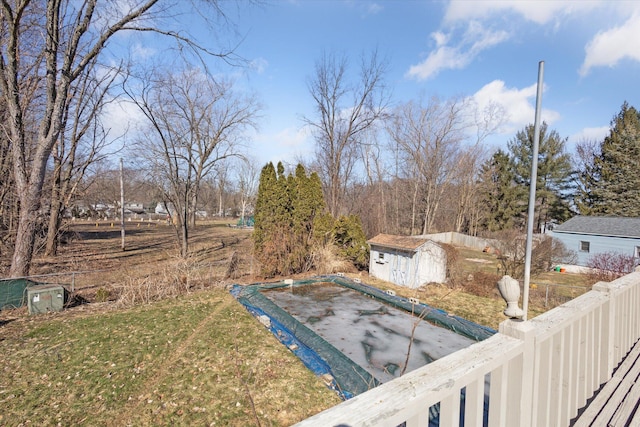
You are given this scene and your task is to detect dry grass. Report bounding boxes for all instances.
[0,291,340,426]
[0,221,597,425]
[0,219,340,426]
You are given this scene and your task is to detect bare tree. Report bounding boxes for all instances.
[44,58,118,255]
[81,161,123,217]
[386,96,469,234]
[1,0,237,277]
[451,145,488,234]
[386,96,502,234]
[354,130,390,236]
[235,156,260,226]
[213,162,231,219]
[127,69,259,256]
[303,50,389,217]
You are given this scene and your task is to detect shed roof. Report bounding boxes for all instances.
[367,234,431,251]
[553,216,640,239]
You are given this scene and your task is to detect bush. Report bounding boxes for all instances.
[95,287,110,302]
[587,252,636,282]
[463,271,502,298]
[333,215,369,270]
[488,230,576,279]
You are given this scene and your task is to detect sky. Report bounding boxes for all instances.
[110,0,640,168]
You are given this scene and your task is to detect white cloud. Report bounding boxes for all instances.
[365,3,383,16]
[569,126,609,143]
[131,43,156,60]
[580,12,640,76]
[252,126,313,165]
[274,126,310,148]
[471,80,560,134]
[444,0,602,25]
[102,98,146,142]
[406,21,508,80]
[432,31,448,47]
[406,45,462,80]
[250,57,269,74]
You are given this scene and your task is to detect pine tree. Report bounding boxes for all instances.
[573,139,601,215]
[477,150,526,231]
[290,164,326,271]
[253,162,331,276]
[253,162,277,256]
[591,102,640,216]
[508,123,574,232]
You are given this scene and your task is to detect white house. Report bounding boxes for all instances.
[367,234,446,288]
[551,216,640,267]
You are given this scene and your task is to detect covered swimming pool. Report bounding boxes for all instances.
[231,275,495,400]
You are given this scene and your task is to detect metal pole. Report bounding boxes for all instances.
[120,158,126,251]
[522,61,544,321]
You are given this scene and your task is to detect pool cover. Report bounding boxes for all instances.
[231,275,495,401]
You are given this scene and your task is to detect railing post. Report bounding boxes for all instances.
[499,319,536,427]
[592,281,615,383]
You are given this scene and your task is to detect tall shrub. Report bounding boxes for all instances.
[253,163,329,276]
[333,215,369,270]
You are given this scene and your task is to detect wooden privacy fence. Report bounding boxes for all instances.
[294,271,640,427]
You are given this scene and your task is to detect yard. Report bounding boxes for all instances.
[0,220,594,425]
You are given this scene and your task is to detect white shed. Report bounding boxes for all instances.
[367,234,447,288]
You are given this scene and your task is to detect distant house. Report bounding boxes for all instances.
[367,234,447,288]
[551,216,640,267]
[155,202,177,216]
[124,202,145,214]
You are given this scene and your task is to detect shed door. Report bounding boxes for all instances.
[392,254,407,286]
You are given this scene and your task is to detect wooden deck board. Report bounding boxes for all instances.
[610,373,640,426]
[573,338,640,426]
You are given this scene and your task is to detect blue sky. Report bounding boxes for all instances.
[110,0,640,167]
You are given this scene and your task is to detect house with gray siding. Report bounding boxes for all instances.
[551,216,640,267]
[367,234,446,287]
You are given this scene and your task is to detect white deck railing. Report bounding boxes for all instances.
[294,271,640,427]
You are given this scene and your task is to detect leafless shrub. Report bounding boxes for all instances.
[531,237,577,273]
[489,231,574,279]
[225,251,240,279]
[463,271,502,298]
[115,254,225,307]
[587,252,636,282]
[116,276,180,307]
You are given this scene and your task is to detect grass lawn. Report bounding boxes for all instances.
[0,290,340,426]
[0,220,595,425]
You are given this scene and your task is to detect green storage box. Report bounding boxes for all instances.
[27,285,66,315]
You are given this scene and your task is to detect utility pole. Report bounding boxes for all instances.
[120,158,126,251]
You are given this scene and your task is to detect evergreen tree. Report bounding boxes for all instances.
[252,162,294,276]
[333,215,369,269]
[591,102,640,216]
[477,150,526,231]
[573,139,601,215]
[508,123,574,232]
[253,162,278,256]
[253,162,331,276]
[289,164,327,271]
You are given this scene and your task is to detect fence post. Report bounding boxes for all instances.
[499,319,536,427]
[545,285,549,307]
